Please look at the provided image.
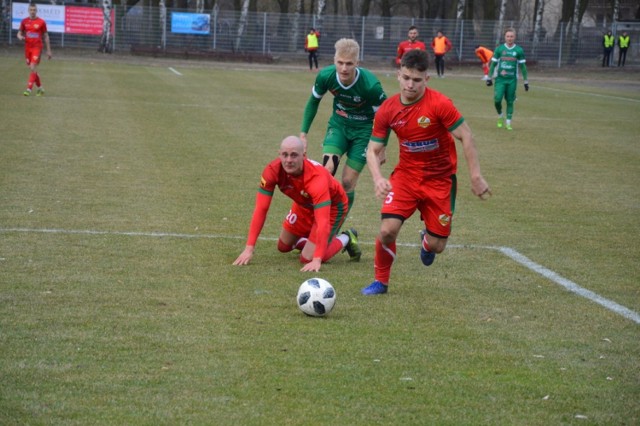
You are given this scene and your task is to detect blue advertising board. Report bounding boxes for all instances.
[171,12,210,35]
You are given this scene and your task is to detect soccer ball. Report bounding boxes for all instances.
[297,278,336,317]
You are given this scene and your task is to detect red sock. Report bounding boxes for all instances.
[374,237,396,284]
[321,237,344,262]
[34,72,41,87]
[27,72,37,90]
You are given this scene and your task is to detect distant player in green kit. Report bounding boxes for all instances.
[300,38,387,216]
[486,28,529,131]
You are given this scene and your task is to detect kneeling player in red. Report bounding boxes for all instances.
[233,136,361,273]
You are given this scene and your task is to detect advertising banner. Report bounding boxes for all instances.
[171,12,210,35]
[12,3,65,33]
[65,7,114,35]
[12,3,113,35]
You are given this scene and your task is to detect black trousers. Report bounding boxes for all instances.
[308,50,318,69]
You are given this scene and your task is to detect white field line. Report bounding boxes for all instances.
[1,227,638,325]
[534,85,640,103]
[168,67,183,76]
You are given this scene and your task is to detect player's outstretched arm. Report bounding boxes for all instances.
[233,246,255,265]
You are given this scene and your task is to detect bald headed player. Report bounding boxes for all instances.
[233,136,361,272]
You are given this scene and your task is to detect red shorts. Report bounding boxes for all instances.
[25,46,42,66]
[381,170,457,238]
[282,202,346,243]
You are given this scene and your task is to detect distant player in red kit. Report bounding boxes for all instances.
[233,136,361,272]
[18,3,52,96]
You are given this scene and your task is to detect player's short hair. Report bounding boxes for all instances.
[400,49,429,72]
[408,25,418,32]
[334,38,359,60]
[504,27,516,35]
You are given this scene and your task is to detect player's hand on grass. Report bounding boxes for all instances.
[486,79,493,87]
[233,246,255,266]
[524,81,529,91]
[301,258,322,272]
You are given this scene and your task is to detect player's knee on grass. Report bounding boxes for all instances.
[277,239,294,253]
[322,154,340,177]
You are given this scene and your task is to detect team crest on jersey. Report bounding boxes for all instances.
[438,214,450,227]
[300,190,310,198]
[417,116,431,128]
[353,96,362,103]
[260,176,267,188]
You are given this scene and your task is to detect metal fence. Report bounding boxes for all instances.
[3,6,638,68]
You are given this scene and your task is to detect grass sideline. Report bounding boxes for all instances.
[1,52,639,424]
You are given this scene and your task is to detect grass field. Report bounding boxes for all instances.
[1,49,639,425]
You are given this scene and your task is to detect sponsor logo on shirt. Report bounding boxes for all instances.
[401,139,439,153]
[417,116,431,128]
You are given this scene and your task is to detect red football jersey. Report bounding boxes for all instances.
[247,157,347,259]
[371,88,464,179]
[396,40,427,65]
[19,17,48,49]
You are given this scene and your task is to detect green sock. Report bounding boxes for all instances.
[347,191,355,214]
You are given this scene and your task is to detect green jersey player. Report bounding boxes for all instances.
[486,28,529,131]
[300,38,387,213]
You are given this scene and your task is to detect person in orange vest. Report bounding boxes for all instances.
[475,45,493,81]
[431,30,452,78]
[305,28,320,71]
[602,30,614,67]
[617,31,630,67]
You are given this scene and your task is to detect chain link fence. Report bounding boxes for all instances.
[2,4,638,68]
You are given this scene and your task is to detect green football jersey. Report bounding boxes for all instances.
[302,65,387,132]
[490,43,528,81]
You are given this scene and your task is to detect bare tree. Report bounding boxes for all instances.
[289,0,304,52]
[532,0,545,56]
[316,0,326,32]
[234,0,250,52]
[612,0,619,22]
[98,0,113,53]
[159,0,167,50]
[495,0,507,46]
[569,0,581,63]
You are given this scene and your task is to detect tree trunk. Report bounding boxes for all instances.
[532,0,545,56]
[289,0,303,52]
[316,0,326,32]
[159,0,166,50]
[495,0,507,46]
[568,0,581,64]
[234,0,250,52]
[98,0,113,53]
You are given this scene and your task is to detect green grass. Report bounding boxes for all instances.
[1,50,639,425]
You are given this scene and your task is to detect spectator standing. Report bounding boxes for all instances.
[603,30,614,67]
[617,31,629,67]
[475,45,494,81]
[17,2,52,96]
[431,30,452,78]
[395,26,427,67]
[305,28,320,71]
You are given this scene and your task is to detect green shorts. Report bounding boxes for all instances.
[322,121,373,173]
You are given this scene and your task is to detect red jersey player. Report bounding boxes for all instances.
[395,26,427,67]
[233,136,361,273]
[361,49,491,295]
[18,3,52,96]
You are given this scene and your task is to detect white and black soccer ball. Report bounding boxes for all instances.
[297,278,336,317]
